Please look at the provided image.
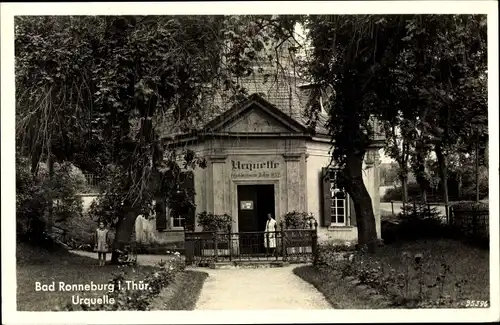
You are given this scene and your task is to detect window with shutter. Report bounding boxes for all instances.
[322,167,355,227]
[155,198,167,231]
[321,167,332,226]
[173,171,195,230]
[349,196,357,226]
[330,186,347,225]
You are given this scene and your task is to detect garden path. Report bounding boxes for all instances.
[69,250,174,266]
[193,265,332,310]
[70,250,332,310]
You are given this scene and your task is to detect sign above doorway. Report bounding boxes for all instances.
[231,159,281,179]
[231,160,280,171]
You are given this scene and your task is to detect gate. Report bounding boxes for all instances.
[184,221,318,266]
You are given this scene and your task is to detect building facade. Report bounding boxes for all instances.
[136,92,383,245]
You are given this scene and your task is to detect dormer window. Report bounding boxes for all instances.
[298,82,331,115]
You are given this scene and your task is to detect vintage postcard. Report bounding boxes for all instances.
[1,1,499,324]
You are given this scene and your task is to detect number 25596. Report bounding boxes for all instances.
[465,300,489,308]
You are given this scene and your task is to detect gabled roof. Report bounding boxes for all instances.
[156,71,331,141]
[203,93,310,134]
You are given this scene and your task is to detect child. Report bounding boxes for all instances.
[94,221,111,266]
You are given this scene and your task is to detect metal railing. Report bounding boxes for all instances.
[449,206,489,241]
[184,221,318,266]
[83,173,105,192]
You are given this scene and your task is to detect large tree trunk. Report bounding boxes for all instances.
[435,143,449,214]
[413,141,429,202]
[110,206,138,264]
[400,175,408,203]
[30,144,42,179]
[475,140,480,203]
[344,153,378,253]
[109,94,162,263]
[457,172,462,200]
[484,138,488,167]
[46,152,54,237]
[400,175,408,215]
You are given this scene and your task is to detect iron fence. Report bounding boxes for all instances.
[449,207,489,241]
[184,221,318,266]
[83,173,105,192]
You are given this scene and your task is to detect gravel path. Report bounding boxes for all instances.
[69,250,175,266]
[194,265,332,310]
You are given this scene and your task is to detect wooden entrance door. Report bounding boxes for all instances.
[237,184,275,255]
[237,185,258,233]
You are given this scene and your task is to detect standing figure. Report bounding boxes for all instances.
[94,221,111,266]
[264,213,277,256]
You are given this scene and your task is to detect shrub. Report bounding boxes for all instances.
[314,246,471,308]
[62,251,185,311]
[382,201,451,244]
[16,157,85,245]
[283,211,316,229]
[196,212,232,232]
[451,201,489,211]
[381,183,423,202]
[314,242,357,272]
[459,182,489,201]
[382,176,489,202]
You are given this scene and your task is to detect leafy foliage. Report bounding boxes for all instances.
[16,157,85,243]
[283,211,316,229]
[314,241,484,308]
[382,183,427,202]
[196,212,232,232]
[301,15,487,250]
[380,15,487,202]
[382,201,449,244]
[15,15,302,251]
[61,252,185,311]
[15,16,274,250]
[381,163,489,202]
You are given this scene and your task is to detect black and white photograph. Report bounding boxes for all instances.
[1,1,498,324]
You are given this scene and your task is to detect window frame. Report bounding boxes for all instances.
[170,211,186,230]
[328,168,349,227]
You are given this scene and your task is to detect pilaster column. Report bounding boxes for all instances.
[283,153,303,213]
[209,154,227,215]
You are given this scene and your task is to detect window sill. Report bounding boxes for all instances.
[158,227,185,233]
[327,225,356,231]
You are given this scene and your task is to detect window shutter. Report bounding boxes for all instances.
[181,171,196,231]
[155,198,167,231]
[348,195,357,226]
[321,167,332,227]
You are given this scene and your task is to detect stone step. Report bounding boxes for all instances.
[209,260,290,269]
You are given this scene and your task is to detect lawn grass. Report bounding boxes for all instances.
[17,242,157,311]
[369,239,489,303]
[149,270,208,310]
[297,239,489,308]
[293,266,389,309]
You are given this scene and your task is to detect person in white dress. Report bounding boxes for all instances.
[264,213,277,256]
[94,221,111,266]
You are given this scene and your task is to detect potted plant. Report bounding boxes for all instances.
[197,212,232,257]
[283,211,316,254]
